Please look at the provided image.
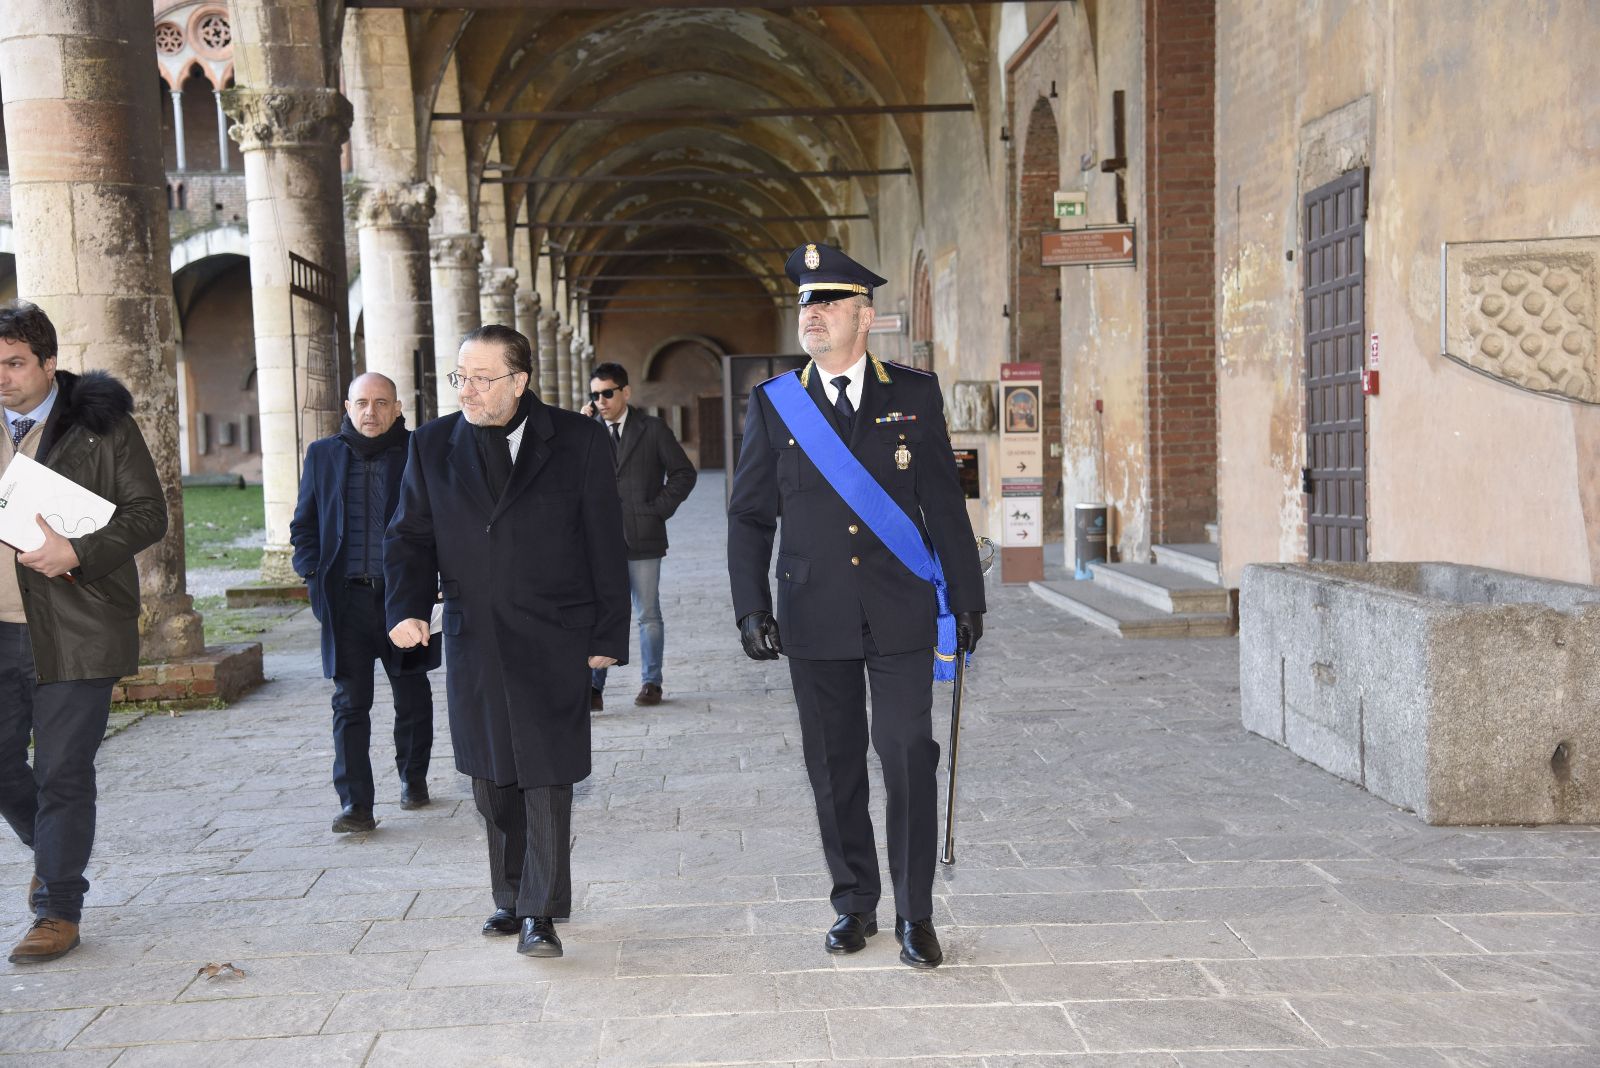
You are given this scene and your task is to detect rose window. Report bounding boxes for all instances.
[155,22,183,55]
[197,12,231,51]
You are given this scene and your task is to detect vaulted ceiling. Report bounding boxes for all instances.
[354,1,1001,311]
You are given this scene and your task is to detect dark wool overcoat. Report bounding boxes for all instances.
[12,371,167,682]
[384,394,630,788]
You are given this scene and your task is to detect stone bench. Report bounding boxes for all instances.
[1239,562,1600,825]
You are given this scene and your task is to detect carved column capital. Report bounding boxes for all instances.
[430,232,484,270]
[480,266,518,300]
[354,180,435,229]
[222,86,352,152]
[515,290,542,316]
[556,322,575,343]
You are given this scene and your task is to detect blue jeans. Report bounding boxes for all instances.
[592,556,663,692]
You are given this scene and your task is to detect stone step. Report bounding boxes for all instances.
[1204,521,1219,545]
[1029,579,1235,639]
[1087,561,1232,614]
[1153,542,1223,586]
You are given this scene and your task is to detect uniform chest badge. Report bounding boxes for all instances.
[804,243,821,270]
[894,442,912,470]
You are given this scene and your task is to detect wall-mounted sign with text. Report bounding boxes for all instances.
[999,362,1044,584]
[1041,224,1136,269]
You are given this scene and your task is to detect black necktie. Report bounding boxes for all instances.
[10,417,35,448]
[831,376,854,433]
[610,422,621,451]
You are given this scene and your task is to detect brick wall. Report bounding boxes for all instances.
[1143,0,1218,545]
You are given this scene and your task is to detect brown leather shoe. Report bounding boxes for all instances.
[635,683,662,706]
[9,917,80,964]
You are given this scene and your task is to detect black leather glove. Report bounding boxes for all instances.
[956,611,983,653]
[739,611,783,660]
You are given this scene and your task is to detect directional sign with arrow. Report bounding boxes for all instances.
[1040,224,1137,269]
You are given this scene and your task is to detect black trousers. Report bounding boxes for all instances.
[330,581,433,808]
[0,621,116,924]
[789,627,938,922]
[472,777,573,918]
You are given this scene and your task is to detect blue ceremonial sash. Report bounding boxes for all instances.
[765,370,962,681]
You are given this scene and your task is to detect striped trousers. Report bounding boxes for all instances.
[471,778,573,918]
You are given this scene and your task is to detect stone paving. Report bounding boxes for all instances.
[3,471,1598,1066]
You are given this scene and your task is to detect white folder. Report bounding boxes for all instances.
[0,453,117,553]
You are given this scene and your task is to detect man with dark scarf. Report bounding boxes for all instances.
[385,325,629,959]
[292,372,439,833]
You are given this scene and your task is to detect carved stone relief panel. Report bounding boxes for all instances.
[1449,241,1598,403]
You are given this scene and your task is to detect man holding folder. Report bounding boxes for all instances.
[0,301,167,963]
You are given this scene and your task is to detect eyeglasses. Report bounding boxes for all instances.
[447,370,522,392]
[589,388,621,401]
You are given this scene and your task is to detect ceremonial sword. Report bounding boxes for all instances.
[941,535,996,865]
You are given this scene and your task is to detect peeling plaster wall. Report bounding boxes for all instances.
[1049,3,1153,563]
[872,18,1010,539]
[1216,0,1600,585]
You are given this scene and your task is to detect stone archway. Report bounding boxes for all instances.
[172,251,259,478]
[1015,95,1065,540]
[640,333,725,466]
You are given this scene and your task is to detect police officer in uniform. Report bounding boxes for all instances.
[727,243,985,969]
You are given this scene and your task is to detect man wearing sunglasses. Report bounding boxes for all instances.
[580,362,697,709]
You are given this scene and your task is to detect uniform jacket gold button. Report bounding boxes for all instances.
[898,433,907,441]
[850,556,860,566]
[787,438,795,445]
[848,524,859,534]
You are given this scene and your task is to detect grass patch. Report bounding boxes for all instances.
[193,594,302,646]
[185,484,265,571]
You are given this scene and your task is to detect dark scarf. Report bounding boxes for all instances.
[339,412,407,459]
[471,391,534,500]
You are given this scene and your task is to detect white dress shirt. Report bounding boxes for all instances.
[818,354,867,413]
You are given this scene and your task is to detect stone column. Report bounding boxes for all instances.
[514,290,542,395]
[0,0,202,656]
[555,322,575,412]
[222,86,353,583]
[479,267,517,328]
[430,233,482,418]
[577,339,595,411]
[170,88,187,171]
[537,310,560,408]
[354,181,435,413]
[214,90,230,171]
[566,329,585,409]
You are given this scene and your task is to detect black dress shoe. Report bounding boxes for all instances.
[331,804,376,833]
[517,916,563,957]
[482,908,519,936]
[824,912,877,954]
[590,689,604,712]
[895,915,943,969]
[400,779,430,810]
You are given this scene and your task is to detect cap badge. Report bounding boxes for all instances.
[804,243,821,270]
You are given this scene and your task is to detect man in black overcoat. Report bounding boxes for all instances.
[385,324,630,958]
[727,244,986,969]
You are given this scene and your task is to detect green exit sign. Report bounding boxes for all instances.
[1054,191,1086,218]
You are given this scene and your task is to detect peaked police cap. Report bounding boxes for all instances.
[785,242,889,306]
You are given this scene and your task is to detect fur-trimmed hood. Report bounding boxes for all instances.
[53,369,135,435]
